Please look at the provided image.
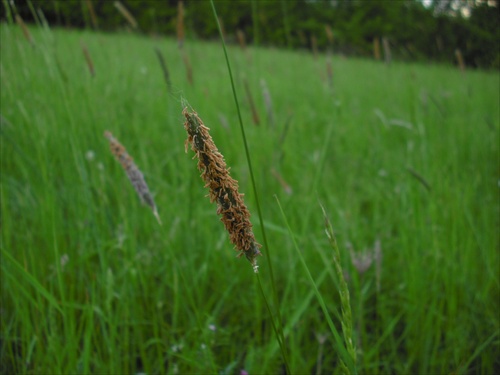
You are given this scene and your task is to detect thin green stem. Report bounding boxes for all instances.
[2,0,13,24]
[210,1,289,372]
[320,203,357,373]
[281,0,291,49]
[256,273,290,374]
[275,196,356,373]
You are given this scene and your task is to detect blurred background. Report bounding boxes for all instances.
[2,0,499,69]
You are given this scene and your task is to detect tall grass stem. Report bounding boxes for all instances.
[320,203,357,371]
[210,1,290,372]
[275,196,356,373]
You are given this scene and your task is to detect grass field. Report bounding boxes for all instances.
[1,21,499,374]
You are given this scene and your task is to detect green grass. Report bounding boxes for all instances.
[1,22,499,374]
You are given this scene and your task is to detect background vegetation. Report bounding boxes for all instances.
[1,0,499,69]
[1,2,499,374]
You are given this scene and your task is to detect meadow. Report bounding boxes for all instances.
[0,20,499,374]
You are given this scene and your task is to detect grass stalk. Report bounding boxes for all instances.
[154,47,173,95]
[326,53,334,92]
[1,249,63,315]
[325,24,334,49]
[182,51,193,86]
[15,14,33,45]
[373,37,381,60]
[455,49,466,72]
[382,37,392,65]
[85,0,99,30]
[243,78,260,126]
[320,203,357,371]
[271,168,292,195]
[81,41,95,77]
[275,196,356,374]
[252,0,259,47]
[281,0,291,49]
[210,1,290,372]
[2,0,14,24]
[311,35,318,60]
[177,0,185,48]
[260,78,274,127]
[236,29,247,51]
[26,0,41,28]
[114,1,138,30]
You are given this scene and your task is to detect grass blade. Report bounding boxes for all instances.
[275,196,356,373]
[1,248,63,315]
[209,1,290,372]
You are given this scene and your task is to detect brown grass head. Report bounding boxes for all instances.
[104,131,161,225]
[85,0,99,29]
[311,35,318,60]
[114,1,138,29]
[236,29,246,50]
[181,51,193,85]
[455,49,466,72]
[81,41,95,77]
[243,78,260,126]
[325,24,334,46]
[15,14,33,45]
[182,106,261,272]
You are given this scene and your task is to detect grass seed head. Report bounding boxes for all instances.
[114,1,138,29]
[15,14,33,45]
[104,131,161,225]
[85,0,99,29]
[182,106,261,272]
[81,42,95,77]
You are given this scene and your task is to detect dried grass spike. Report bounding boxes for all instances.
[311,35,318,60]
[271,168,292,195]
[325,24,334,46]
[85,0,99,29]
[244,78,260,126]
[455,49,465,72]
[15,14,33,45]
[114,1,138,29]
[182,51,193,86]
[260,79,274,127]
[154,47,173,94]
[382,37,392,65]
[81,41,95,77]
[183,106,261,272]
[236,29,246,50]
[104,131,161,225]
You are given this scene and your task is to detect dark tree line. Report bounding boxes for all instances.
[2,0,498,69]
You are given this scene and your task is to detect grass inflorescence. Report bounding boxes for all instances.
[104,131,161,225]
[183,105,261,271]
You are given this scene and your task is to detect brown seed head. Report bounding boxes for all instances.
[183,107,261,271]
[104,131,161,225]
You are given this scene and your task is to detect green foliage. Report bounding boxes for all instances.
[1,22,499,374]
[2,0,498,68]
